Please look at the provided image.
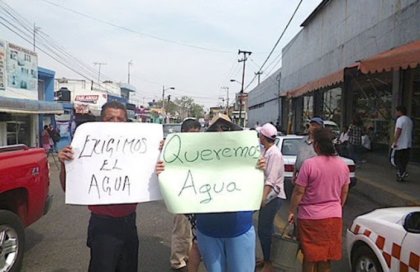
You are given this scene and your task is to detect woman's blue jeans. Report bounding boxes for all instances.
[258,198,282,261]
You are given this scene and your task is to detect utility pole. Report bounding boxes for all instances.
[221,86,229,114]
[238,49,252,127]
[255,71,263,85]
[33,24,41,52]
[94,62,106,83]
[128,60,133,84]
[161,86,175,124]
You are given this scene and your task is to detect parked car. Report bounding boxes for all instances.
[0,144,52,271]
[303,119,340,138]
[275,135,357,197]
[324,120,340,138]
[346,207,420,272]
[163,123,182,138]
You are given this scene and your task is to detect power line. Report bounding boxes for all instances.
[0,2,109,81]
[0,3,115,89]
[243,0,303,91]
[40,0,234,54]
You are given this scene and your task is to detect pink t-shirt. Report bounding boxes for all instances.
[295,156,350,220]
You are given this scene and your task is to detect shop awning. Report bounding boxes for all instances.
[286,69,344,98]
[0,97,64,114]
[359,40,420,74]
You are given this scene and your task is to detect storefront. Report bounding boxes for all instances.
[0,97,63,147]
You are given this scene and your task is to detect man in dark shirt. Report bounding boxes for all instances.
[58,101,139,272]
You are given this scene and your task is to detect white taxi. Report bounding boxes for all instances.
[346,207,420,272]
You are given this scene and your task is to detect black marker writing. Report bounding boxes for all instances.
[88,174,131,198]
[178,170,241,204]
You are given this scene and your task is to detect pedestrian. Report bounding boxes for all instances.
[336,125,349,157]
[255,121,261,131]
[256,123,285,272]
[41,125,53,154]
[293,117,324,183]
[392,105,413,182]
[169,118,202,272]
[158,113,265,272]
[197,114,264,272]
[48,124,61,153]
[347,117,363,165]
[288,127,350,272]
[58,101,139,272]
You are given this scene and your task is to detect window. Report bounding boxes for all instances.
[6,115,31,146]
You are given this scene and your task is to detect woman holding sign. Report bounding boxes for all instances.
[157,114,266,272]
[195,114,264,272]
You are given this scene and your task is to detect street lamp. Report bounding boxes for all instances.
[162,86,175,123]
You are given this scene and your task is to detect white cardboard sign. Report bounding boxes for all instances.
[65,122,163,205]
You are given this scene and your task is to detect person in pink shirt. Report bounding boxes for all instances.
[257,123,285,272]
[288,128,350,272]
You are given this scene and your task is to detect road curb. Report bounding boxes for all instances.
[352,176,420,206]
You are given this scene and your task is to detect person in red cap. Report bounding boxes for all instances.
[256,123,285,272]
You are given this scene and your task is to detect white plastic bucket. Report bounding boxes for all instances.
[270,224,300,271]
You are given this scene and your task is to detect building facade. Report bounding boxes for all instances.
[253,0,420,161]
[0,40,62,147]
[247,68,282,129]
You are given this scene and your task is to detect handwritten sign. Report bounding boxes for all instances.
[158,130,264,213]
[65,122,163,205]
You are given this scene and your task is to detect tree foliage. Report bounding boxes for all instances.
[160,96,205,121]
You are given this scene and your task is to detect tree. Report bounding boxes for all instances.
[175,96,205,120]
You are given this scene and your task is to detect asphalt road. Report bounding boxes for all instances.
[21,163,382,272]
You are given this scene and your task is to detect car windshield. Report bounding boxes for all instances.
[163,124,182,138]
[280,138,301,156]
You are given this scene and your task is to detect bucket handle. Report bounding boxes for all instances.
[280,222,295,239]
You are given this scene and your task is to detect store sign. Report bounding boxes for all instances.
[75,95,100,104]
[0,40,5,91]
[74,91,108,115]
[4,42,38,99]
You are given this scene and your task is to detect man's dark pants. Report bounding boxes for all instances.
[394,148,410,176]
[87,213,139,272]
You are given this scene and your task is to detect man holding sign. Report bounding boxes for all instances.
[58,101,143,272]
[157,114,266,272]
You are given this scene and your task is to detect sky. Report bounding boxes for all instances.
[1,0,323,109]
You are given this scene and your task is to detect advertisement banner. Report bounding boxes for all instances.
[0,40,5,90]
[74,91,108,115]
[5,42,38,99]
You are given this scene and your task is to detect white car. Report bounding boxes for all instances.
[346,207,420,272]
[275,135,357,196]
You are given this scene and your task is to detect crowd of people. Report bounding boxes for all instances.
[57,101,412,272]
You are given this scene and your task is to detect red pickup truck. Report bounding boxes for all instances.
[0,144,52,272]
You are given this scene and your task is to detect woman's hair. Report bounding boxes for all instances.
[313,128,336,156]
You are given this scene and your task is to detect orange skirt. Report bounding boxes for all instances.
[298,217,342,262]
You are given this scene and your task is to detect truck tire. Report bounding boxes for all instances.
[0,210,25,272]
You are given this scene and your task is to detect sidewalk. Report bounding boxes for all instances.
[353,151,420,206]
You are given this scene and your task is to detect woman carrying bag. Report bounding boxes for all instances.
[288,128,350,272]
